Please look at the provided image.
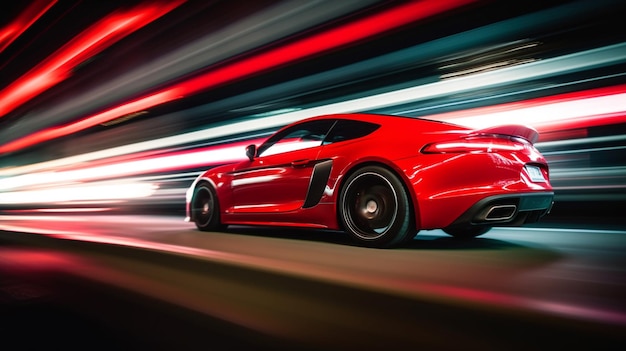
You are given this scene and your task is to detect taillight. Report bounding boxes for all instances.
[421,135,527,154]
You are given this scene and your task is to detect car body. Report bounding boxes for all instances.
[186,113,553,248]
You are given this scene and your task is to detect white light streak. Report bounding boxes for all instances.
[447,93,626,129]
[0,143,248,191]
[0,181,158,204]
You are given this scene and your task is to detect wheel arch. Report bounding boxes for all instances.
[187,176,219,222]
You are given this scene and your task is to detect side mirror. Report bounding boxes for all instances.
[245,144,256,161]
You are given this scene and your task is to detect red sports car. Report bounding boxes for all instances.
[186,113,553,248]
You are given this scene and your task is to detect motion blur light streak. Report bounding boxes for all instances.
[540,134,626,152]
[0,139,260,194]
[196,0,622,127]
[0,1,382,149]
[0,223,87,237]
[0,0,56,54]
[0,181,158,205]
[31,208,114,213]
[168,0,477,98]
[422,84,626,131]
[0,90,183,153]
[0,0,475,154]
[0,0,185,117]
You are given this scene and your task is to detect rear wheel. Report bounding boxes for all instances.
[339,166,414,248]
[443,226,491,239]
[191,183,225,231]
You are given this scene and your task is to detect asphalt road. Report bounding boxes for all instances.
[1,214,625,350]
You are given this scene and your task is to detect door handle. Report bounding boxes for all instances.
[291,159,310,167]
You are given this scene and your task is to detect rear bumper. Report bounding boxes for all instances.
[444,192,554,230]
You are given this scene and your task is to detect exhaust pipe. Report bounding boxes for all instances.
[483,204,517,221]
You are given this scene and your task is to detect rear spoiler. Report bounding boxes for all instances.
[473,125,539,144]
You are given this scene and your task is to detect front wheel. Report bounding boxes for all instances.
[191,183,226,231]
[339,166,414,248]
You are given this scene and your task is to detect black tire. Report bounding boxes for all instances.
[339,166,414,248]
[191,182,225,231]
[443,226,491,239]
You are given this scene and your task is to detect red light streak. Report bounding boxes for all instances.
[0,88,184,153]
[0,0,474,154]
[0,0,185,118]
[174,0,477,97]
[427,83,626,140]
[0,0,57,54]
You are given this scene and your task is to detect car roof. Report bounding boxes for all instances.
[300,113,464,128]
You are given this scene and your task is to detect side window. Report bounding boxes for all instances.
[323,119,380,145]
[258,119,336,157]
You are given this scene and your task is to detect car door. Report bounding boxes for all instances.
[230,119,336,214]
